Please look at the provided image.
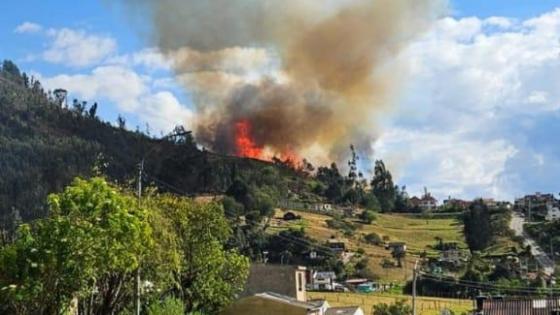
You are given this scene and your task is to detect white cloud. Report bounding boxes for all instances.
[139,92,194,132]
[106,47,172,72]
[484,16,515,29]
[38,65,192,132]
[14,22,43,34]
[380,8,560,200]
[373,128,518,200]
[43,28,117,67]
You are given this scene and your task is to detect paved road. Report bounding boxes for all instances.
[510,212,555,276]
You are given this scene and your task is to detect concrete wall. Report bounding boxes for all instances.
[241,264,307,301]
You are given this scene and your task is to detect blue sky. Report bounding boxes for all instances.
[1,0,560,201]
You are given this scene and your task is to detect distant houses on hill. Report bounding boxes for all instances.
[515,192,560,221]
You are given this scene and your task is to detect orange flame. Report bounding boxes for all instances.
[235,119,263,159]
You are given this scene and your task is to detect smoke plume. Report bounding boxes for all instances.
[120,0,445,163]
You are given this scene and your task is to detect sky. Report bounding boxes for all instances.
[1,0,559,201]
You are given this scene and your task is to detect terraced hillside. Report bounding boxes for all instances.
[271,210,467,282]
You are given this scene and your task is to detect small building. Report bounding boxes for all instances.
[387,242,407,254]
[482,198,498,208]
[283,211,300,221]
[326,239,346,253]
[474,296,560,315]
[313,203,333,212]
[222,292,327,315]
[344,278,370,288]
[439,246,463,266]
[356,282,378,293]
[515,192,556,216]
[443,198,471,210]
[326,306,365,315]
[309,271,337,291]
[409,188,438,211]
[546,203,560,221]
[241,264,308,301]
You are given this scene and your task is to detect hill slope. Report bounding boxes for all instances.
[0,61,293,225]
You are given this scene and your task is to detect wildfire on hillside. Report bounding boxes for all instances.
[121,0,445,164]
[234,118,299,163]
[234,119,262,159]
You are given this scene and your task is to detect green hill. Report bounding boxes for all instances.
[0,60,296,226]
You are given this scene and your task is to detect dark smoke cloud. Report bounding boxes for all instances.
[118,0,446,163]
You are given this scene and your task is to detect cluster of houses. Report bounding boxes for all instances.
[515,192,560,221]
[223,264,365,315]
[285,187,521,215]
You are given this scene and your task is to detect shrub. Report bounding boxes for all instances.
[373,300,412,315]
[364,232,383,245]
[360,210,377,224]
[147,297,185,315]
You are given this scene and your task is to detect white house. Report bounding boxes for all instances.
[546,203,560,221]
[326,306,365,315]
[310,271,337,291]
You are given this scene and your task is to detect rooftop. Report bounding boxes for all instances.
[326,306,361,315]
[254,292,321,310]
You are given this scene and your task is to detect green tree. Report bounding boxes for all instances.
[371,160,396,212]
[364,232,382,245]
[150,196,249,314]
[463,199,492,252]
[0,177,153,315]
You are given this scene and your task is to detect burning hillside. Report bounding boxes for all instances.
[120,0,445,163]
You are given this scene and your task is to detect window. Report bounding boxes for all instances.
[297,272,303,292]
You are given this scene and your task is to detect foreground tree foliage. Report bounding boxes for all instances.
[0,177,249,315]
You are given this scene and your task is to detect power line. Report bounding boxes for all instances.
[418,273,559,294]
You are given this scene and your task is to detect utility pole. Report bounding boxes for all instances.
[412,260,418,315]
[528,198,532,223]
[135,160,144,315]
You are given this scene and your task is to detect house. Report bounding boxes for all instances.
[222,292,327,315]
[443,197,471,210]
[409,188,438,211]
[439,246,463,266]
[326,306,365,315]
[344,278,370,288]
[356,282,378,293]
[387,242,407,253]
[419,192,438,211]
[474,296,560,315]
[223,292,365,315]
[241,264,308,301]
[408,196,422,209]
[309,271,337,291]
[482,198,498,208]
[546,203,560,221]
[326,239,346,253]
[313,203,333,212]
[515,193,556,217]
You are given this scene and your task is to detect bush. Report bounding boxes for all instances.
[373,300,412,315]
[222,196,244,218]
[283,212,301,221]
[359,210,377,224]
[326,218,357,235]
[147,297,185,315]
[364,232,383,245]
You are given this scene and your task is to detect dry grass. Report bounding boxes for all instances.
[308,292,472,315]
[272,209,467,282]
